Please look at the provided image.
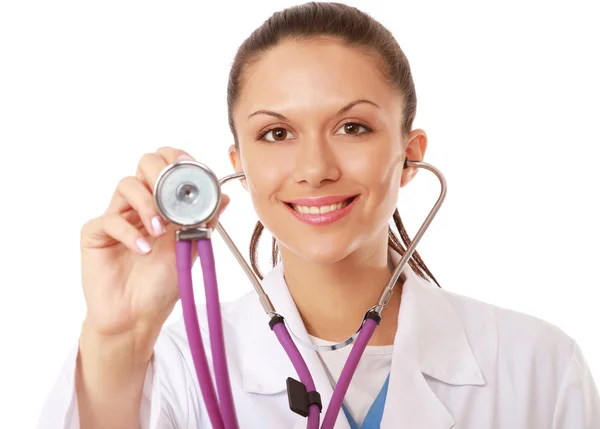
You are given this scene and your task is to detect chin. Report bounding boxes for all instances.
[280,233,362,266]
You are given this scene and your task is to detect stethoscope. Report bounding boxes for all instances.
[153,157,447,429]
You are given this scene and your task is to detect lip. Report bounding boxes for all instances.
[283,194,358,207]
[284,195,359,226]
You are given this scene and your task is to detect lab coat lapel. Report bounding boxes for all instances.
[236,262,296,396]
[238,263,351,429]
[380,255,485,428]
[238,253,485,429]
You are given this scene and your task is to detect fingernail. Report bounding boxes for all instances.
[151,216,165,235]
[136,237,151,254]
[177,154,193,161]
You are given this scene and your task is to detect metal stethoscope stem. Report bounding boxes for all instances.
[215,171,277,318]
[153,158,447,429]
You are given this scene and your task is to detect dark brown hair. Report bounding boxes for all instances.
[226,2,440,287]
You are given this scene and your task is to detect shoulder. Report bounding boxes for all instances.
[444,286,573,339]
[439,285,576,377]
[437,285,600,421]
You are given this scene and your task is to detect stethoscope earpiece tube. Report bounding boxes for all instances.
[374,160,447,315]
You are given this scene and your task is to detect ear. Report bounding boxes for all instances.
[228,144,248,191]
[400,129,428,188]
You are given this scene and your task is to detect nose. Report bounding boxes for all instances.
[292,137,341,187]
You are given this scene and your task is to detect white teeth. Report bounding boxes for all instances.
[292,200,350,214]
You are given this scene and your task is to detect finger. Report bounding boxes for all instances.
[206,194,231,229]
[106,199,147,235]
[81,213,153,255]
[121,208,146,233]
[135,149,194,199]
[155,146,194,165]
[135,152,169,193]
[104,188,127,215]
[115,176,166,237]
[104,152,160,215]
[105,149,193,215]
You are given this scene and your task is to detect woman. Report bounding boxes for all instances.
[39,2,599,428]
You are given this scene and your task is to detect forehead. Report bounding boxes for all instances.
[237,38,402,115]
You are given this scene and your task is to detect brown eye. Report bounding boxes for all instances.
[335,122,369,136]
[274,128,287,140]
[344,123,359,134]
[264,127,293,142]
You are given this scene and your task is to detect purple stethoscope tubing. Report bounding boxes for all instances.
[176,239,235,429]
[177,237,377,429]
[271,323,321,429]
[156,158,447,429]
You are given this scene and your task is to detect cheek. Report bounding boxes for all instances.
[345,143,403,224]
[343,143,403,193]
[241,145,291,202]
[373,166,404,219]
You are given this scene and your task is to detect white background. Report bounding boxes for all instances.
[1,0,599,427]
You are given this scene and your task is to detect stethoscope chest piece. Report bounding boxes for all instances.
[153,160,221,228]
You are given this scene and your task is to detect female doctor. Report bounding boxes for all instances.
[39,2,600,428]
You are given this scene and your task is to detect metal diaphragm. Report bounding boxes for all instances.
[153,160,221,228]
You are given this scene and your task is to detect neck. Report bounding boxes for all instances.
[279,233,402,346]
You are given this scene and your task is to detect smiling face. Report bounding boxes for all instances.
[230,38,426,264]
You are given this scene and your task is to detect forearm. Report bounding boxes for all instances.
[75,321,154,429]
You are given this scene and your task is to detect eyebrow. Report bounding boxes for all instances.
[247,99,380,121]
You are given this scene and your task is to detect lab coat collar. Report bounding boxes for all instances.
[237,251,485,428]
[387,250,485,387]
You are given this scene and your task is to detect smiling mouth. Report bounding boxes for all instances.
[285,196,357,214]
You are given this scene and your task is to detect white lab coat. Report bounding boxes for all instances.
[38,252,600,428]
